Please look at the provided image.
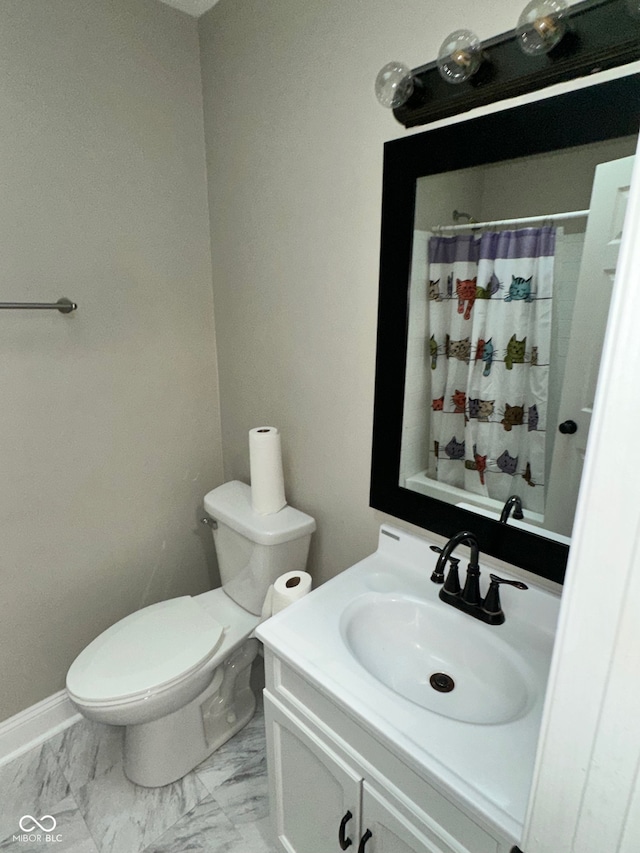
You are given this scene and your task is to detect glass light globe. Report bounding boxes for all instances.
[437,30,482,85]
[375,62,414,108]
[516,0,568,55]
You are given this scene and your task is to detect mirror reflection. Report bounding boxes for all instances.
[400,135,636,542]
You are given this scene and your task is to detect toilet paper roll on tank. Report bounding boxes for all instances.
[249,426,287,515]
[261,570,313,619]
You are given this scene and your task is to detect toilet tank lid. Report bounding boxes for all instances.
[203,480,316,545]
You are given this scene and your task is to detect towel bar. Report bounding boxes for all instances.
[0,298,77,313]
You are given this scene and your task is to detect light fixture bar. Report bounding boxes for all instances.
[392,0,640,128]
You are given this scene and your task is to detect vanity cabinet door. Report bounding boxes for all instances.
[360,783,470,853]
[265,694,472,853]
[265,695,362,853]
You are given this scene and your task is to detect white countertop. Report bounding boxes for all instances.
[256,523,561,842]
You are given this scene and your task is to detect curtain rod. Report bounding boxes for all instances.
[431,209,590,233]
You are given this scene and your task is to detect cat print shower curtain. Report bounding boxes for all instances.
[427,227,554,515]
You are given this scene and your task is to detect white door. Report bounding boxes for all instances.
[544,155,635,536]
[522,137,640,849]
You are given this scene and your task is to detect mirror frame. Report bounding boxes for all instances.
[370,73,640,585]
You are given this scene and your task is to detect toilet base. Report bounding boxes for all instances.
[124,638,259,787]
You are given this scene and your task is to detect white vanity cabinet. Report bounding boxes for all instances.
[266,696,436,853]
[262,649,515,853]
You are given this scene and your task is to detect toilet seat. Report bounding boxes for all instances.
[66,596,224,705]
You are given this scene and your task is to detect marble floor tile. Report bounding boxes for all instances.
[0,700,276,853]
[208,753,270,825]
[0,794,99,853]
[236,816,279,853]
[74,762,208,853]
[0,742,70,841]
[140,794,247,853]
[48,719,124,797]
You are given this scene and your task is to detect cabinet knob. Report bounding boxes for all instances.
[558,420,578,434]
[357,829,373,852]
[339,811,353,850]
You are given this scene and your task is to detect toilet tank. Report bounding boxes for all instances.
[203,480,316,615]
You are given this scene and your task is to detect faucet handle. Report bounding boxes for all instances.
[489,573,528,590]
[483,574,528,622]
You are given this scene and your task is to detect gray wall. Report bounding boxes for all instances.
[0,0,223,722]
[1,0,593,722]
[198,0,526,584]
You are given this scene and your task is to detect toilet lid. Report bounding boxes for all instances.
[67,597,224,703]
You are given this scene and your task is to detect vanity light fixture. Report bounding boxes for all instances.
[437,30,483,84]
[516,0,569,55]
[379,0,640,129]
[374,61,414,108]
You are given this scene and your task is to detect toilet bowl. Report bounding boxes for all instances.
[66,480,315,788]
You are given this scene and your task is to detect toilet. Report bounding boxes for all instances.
[66,480,315,788]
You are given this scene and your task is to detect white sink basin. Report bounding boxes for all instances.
[341,593,533,724]
[256,524,560,840]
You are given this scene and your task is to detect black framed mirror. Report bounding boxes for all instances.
[370,73,640,584]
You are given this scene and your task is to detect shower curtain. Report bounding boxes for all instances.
[427,227,555,514]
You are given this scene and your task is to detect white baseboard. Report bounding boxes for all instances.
[0,690,81,768]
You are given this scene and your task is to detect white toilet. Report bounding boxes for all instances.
[66,480,315,788]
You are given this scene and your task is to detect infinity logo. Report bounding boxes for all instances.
[19,815,57,832]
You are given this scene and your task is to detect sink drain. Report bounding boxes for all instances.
[430,672,455,693]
